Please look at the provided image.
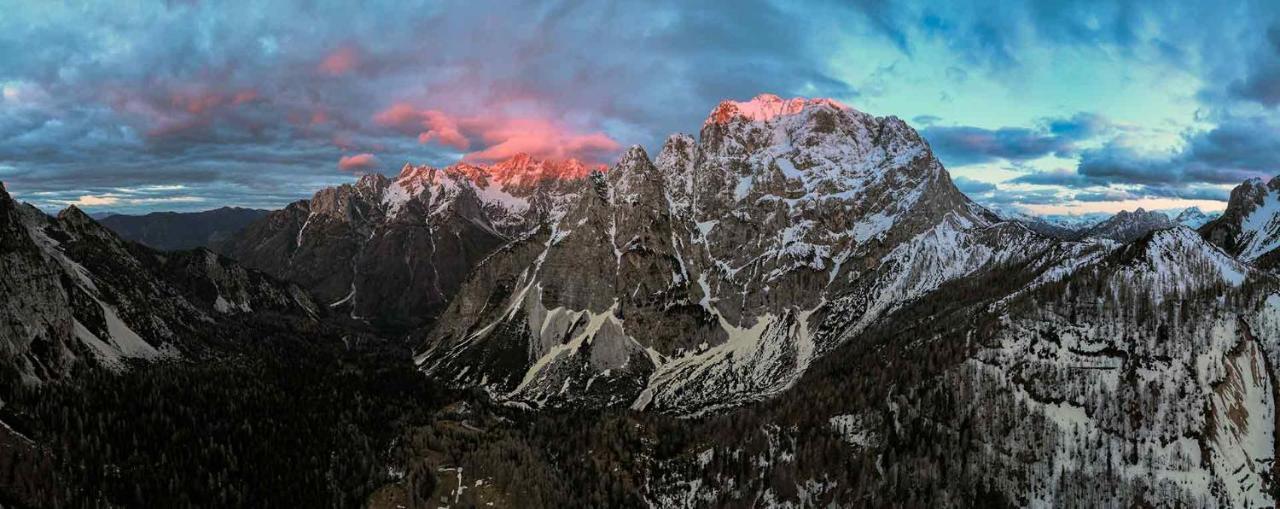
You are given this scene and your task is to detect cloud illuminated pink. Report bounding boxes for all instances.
[372,103,619,164]
[338,153,379,171]
[231,89,259,105]
[374,103,470,149]
[319,47,359,76]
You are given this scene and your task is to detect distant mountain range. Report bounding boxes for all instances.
[97,207,269,251]
[994,206,1222,242]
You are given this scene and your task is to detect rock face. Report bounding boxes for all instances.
[1079,207,1176,242]
[99,207,269,251]
[218,156,592,329]
[414,94,1049,412]
[0,182,317,385]
[1201,176,1280,269]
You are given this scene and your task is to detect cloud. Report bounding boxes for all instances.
[52,193,206,209]
[461,117,620,164]
[373,104,620,164]
[66,194,119,206]
[373,104,470,149]
[923,125,1072,165]
[922,113,1114,167]
[1072,189,1135,202]
[984,187,1068,205]
[1046,113,1111,140]
[1012,114,1280,191]
[1228,26,1280,107]
[952,176,996,194]
[912,114,941,126]
[338,153,379,171]
[318,46,360,76]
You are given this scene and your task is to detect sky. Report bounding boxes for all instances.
[2,1,1280,215]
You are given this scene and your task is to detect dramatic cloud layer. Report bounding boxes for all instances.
[0,1,1277,213]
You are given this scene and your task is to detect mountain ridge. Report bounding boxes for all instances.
[99,207,269,251]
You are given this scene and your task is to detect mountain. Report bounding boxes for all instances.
[1078,207,1177,242]
[1201,176,1280,270]
[414,94,1058,412]
[217,155,592,330]
[0,182,318,386]
[1174,206,1220,228]
[99,207,269,251]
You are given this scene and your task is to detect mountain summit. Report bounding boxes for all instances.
[704,93,850,125]
[1201,176,1280,268]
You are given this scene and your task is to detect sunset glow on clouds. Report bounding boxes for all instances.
[1,1,1280,213]
[374,104,470,150]
[318,47,360,76]
[373,103,620,164]
[338,153,379,171]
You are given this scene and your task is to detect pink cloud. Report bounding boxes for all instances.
[319,46,359,76]
[332,134,355,151]
[374,103,469,149]
[416,111,469,149]
[338,153,379,171]
[462,117,619,163]
[171,92,224,115]
[372,103,619,164]
[231,89,259,105]
[372,103,421,128]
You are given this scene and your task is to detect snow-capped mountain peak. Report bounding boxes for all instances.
[1174,206,1219,228]
[704,93,849,125]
